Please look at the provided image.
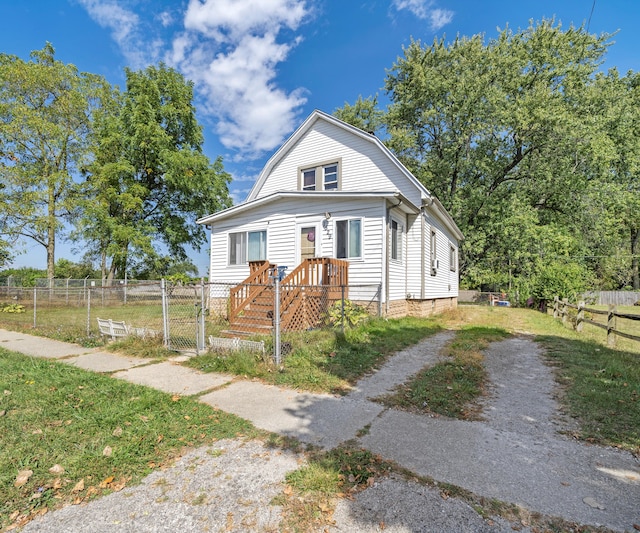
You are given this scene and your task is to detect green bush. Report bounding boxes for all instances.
[326,300,369,328]
[0,303,26,313]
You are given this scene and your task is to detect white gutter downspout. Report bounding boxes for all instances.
[385,195,403,315]
[421,197,434,300]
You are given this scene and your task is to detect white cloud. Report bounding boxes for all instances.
[172,0,311,157]
[79,0,311,158]
[392,0,453,30]
[76,0,151,67]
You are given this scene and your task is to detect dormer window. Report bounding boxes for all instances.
[299,159,341,191]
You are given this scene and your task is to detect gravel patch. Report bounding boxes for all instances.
[18,439,301,533]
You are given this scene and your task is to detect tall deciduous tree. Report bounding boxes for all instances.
[76,64,231,281]
[0,43,99,279]
[338,20,619,292]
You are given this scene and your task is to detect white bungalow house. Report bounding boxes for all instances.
[197,110,463,332]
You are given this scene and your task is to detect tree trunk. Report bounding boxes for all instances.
[632,227,639,290]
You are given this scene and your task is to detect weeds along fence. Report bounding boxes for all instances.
[552,296,640,347]
[0,278,382,360]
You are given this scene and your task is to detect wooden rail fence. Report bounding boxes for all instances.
[553,296,640,347]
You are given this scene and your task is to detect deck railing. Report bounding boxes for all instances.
[229,261,274,322]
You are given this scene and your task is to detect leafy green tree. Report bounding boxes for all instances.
[53,258,99,279]
[333,95,384,134]
[76,64,231,281]
[337,20,620,295]
[589,70,640,289]
[0,43,101,279]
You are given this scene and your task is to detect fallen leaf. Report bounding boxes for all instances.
[102,446,112,457]
[4,390,11,395]
[139,415,149,422]
[184,415,191,420]
[632,524,640,532]
[14,470,33,488]
[99,475,114,488]
[72,479,85,493]
[49,464,65,475]
[111,477,127,492]
[0,409,5,416]
[29,492,42,501]
[171,394,181,402]
[157,434,164,443]
[9,510,19,521]
[32,429,43,435]
[112,426,123,437]
[52,478,62,490]
[367,476,375,487]
[283,485,293,496]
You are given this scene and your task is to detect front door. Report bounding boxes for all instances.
[300,226,316,262]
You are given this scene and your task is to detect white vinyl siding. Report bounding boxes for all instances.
[422,208,459,299]
[210,197,385,287]
[257,120,423,208]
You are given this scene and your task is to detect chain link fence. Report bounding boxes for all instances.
[1,277,382,359]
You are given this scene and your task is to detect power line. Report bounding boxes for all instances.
[587,0,596,32]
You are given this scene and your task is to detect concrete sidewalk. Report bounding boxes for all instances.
[2,328,638,532]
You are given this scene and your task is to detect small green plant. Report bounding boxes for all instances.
[326,300,369,328]
[0,303,26,313]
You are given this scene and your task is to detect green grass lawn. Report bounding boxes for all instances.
[1,305,638,531]
[0,348,258,531]
[185,316,444,393]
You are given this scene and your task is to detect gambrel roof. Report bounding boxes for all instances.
[197,109,463,241]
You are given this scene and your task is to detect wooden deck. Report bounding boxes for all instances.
[226,258,348,336]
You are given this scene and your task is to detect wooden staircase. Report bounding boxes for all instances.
[226,258,349,336]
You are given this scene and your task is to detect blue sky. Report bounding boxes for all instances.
[2,0,639,276]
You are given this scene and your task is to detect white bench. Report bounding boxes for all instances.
[97,318,129,341]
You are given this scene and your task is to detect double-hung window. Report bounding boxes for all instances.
[336,219,361,259]
[450,244,457,272]
[229,230,266,265]
[299,160,341,191]
[391,219,403,261]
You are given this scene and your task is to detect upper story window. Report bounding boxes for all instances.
[299,159,341,191]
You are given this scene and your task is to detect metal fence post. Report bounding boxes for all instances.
[161,279,169,348]
[341,284,345,332]
[273,271,281,366]
[198,280,206,354]
[33,287,37,328]
[86,288,91,336]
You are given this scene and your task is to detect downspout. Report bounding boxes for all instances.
[420,208,426,300]
[385,196,403,316]
[421,197,434,301]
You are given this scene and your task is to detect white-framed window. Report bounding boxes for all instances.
[336,218,362,259]
[302,168,316,190]
[299,160,341,191]
[323,164,338,190]
[391,219,403,261]
[229,230,267,265]
[450,244,457,271]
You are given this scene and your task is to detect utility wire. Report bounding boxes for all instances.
[587,0,596,31]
